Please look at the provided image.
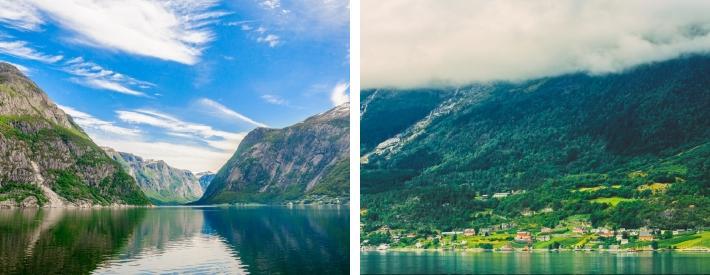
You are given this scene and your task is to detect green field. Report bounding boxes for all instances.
[591,197,637,207]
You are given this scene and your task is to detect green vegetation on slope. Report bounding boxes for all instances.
[0,183,48,206]
[361,56,710,238]
[0,116,149,206]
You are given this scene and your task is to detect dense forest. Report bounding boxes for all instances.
[361,56,710,234]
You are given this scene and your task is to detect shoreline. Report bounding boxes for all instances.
[0,202,351,210]
[362,247,710,253]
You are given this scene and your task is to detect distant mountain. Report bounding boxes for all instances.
[361,56,710,232]
[0,62,149,207]
[104,148,203,205]
[196,172,215,190]
[197,103,349,204]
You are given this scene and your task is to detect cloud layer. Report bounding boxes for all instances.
[362,0,710,88]
[330,82,349,106]
[59,105,245,172]
[64,57,153,96]
[196,98,268,127]
[0,40,63,63]
[1,0,225,65]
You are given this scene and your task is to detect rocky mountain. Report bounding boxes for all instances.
[361,56,710,232]
[104,148,203,205]
[196,171,215,190]
[0,62,149,207]
[197,103,350,204]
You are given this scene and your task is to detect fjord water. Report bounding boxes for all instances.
[362,251,710,274]
[0,206,348,274]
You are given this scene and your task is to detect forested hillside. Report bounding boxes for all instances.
[361,56,710,234]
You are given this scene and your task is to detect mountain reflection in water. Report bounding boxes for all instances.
[0,205,348,275]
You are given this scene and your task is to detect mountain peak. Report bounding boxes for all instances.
[0,62,23,75]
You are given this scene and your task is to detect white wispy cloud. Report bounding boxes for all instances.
[329,82,349,106]
[261,94,288,106]
[363,0,710,88]
[63,57,153,97]
[10,0,226,65]
[260,0,281,10]
[58,105,141,137]
[115,108,246,170]
[235,24,281,48]
[92,137,237,172]
[196,98,268,127]
[117,109,245,141]
[0,0,43,31]
[0,40,63,63]
[255,0,347,36]
[256,34,280,47]
[60,105,244,171]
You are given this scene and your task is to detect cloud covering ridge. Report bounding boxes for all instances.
[362,0,710,88]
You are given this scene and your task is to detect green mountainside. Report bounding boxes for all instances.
[104,148,203,205]
[361,56,710,240]
[0,62,149,207]
[197,103,349,204]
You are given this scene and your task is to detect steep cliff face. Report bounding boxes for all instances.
[0,62,149,207]
[198,103,349,204]
[104,148,203,205]
[196,172,215,190]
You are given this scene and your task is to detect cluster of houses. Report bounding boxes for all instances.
[509,227,698,248]
[364,222,703,251]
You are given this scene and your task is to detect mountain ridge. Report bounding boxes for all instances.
[197,103,349,204]
[103,147,203,205]
[0,62,149,207]
[361,55,710,233]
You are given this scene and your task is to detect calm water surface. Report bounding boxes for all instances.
[0,206,348,274]
[361,251,710,274]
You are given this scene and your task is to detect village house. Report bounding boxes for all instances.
[672,229,687,236]
[615,234,624,241]
[620,239,629,245]
[540,207,553,213]
[515,231,533,243]
[406,233,417,238]
[573,227,587,234]
[501,223,514,230]
[521,209,534,216]
[609,245,620,251]
[538,235,551,241]
[598,228,614,238]
[492,192,510,199]
[479,228,492,236]
[415,242,423,249]
[464,228,476,236]
[541,227,553,233]
[639,230,654,241]
[377,244,389,250]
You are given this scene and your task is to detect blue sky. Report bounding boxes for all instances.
[0,0,349,172]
